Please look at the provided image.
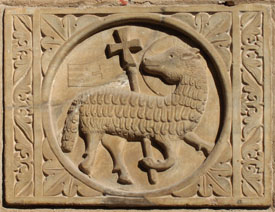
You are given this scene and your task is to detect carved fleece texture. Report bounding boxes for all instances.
[61,46,208,152]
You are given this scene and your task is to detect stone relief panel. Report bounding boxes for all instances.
[3,6,271,207]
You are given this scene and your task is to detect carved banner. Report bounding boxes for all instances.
[4,6,271,207]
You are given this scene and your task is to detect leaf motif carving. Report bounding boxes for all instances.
[12,15,32,85]
[172,142,232,197]
[13,68,33,142]
[14,113,33,142]
[14,164,34,197]
[42,138,100,197]
[198,141,232,197]
[12,14,34,197]
[240,12,264,197]
[241,127,263,197]
[198,163,232,197]
[14,123,34,197]
[172,12,232,71]
[241,12,263,85]
[241,69,263,138]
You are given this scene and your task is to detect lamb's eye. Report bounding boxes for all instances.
[182,53,190,57]
[181,53,194,60]
[169,54,174,59]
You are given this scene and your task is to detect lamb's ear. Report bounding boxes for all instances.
[190,48,200,54]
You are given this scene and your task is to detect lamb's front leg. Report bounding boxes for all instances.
[140,135,175,172]
[79,133,102,176]
[102,135,132,185]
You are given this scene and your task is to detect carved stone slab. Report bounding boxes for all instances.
[4,5,272,207]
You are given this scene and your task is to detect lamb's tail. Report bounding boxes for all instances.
[61,99,80,152]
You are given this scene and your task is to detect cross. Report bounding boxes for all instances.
[106,28,158,184]
[106,28,142,92]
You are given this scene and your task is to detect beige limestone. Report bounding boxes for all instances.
[0,2,274,212]
[0,0,272,7]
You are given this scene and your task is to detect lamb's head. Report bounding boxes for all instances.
[142,36,203,84]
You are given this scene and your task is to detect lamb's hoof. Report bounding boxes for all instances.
[139,157,155,169]
[79,160,91,176]
[117,174,132,185]
[140,157,175,172]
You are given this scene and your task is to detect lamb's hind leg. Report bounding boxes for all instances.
[140,135,175,172]
[79,133,102,176]
[184,132,214,156]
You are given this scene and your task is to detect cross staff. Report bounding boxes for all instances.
[106,28,158,184]
[106,28,142,92]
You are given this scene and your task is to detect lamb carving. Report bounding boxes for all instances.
[61,36,214,184]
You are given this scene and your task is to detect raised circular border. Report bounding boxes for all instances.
[42,13,232,197]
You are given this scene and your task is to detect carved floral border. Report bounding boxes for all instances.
[12,15,34,197]
[240,12,264,197]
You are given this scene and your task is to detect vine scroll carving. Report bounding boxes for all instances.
[241,12,264,197]
[12,15,34,197]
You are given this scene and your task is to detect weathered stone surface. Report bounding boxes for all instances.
[3,5,272,208]
[0,2,274,212]
[0,0,272,7]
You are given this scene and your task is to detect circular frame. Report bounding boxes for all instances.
[42,13,232,197]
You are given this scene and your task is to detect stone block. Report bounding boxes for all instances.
[2,4,273,209]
